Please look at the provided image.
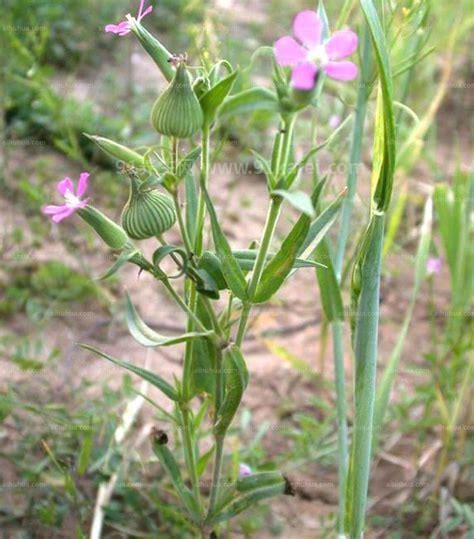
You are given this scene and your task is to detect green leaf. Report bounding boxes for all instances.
[236,471,285,492]
[251,150,275,190]
[272,189,315,217]
[80,344,179,401]
[77,429,93,475]
[214,345,249,435]
[209,481,287,524]
[361,0,396,212]
[219,87,278,118]
[98,248,140,280]
[151,435,200,519]
[253,215,311,303]
[203,188,249,300]
[199,70,239,123]
[233,249,320,270]
[196,446,215,478]
[315,240,344,322]
[176,146,201,179]
[297,189,346,257]
[125,294,213,347]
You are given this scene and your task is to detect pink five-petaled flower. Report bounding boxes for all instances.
[105,0,153,36]
[42,173,90,223]
[274,10,358,91]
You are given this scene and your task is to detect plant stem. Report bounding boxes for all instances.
[332,319,349,536]
[182,123,210,400]
[234,113,294,346]
[334,28,371,281]
[179,404,202,510]
[172,190,193,255]
[346,212,385,538]
[160,278,208,334]
[207,435,224,518]
[235,197,282,346]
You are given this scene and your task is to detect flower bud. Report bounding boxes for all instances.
[151,58,203,139]
[85,134,145,168]
[121,177,176,239]
[77,206,128,249]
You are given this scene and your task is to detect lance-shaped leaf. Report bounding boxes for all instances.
[203,188,249,300]
[297,189,346,257]
[214,345,249,436]
[314,240,344,322]
[272,189,315,217]
[253,215,311,303]
[234,249,321,270]
[80,344,179,401]
[125,293,213,347]
[209,480,287,524]
[151,432,200,520]
[361,0,396,212]
[219,87,278,118]
[98,247,140,281]
[200,70,239,123]
[177,146,201,179]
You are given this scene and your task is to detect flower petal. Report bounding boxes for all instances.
[291,62,318,91]
[325,30,358,60]
[105,21,130,35]
[51,207,76,223]
[76,172,90,197]
[293,10,322,48]
[140,5,153,19]
[274,36,306,67]
[42,204,67,215]
[325,61,358,81]
[57,177,74,196]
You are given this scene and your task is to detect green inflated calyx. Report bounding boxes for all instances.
[121,176,176,240]
[151,56,203,139]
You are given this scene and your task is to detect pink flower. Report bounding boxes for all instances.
[274,10,358,91]
[42,173,90,223]
[238,463,252,478]
[105,0,153,36]
[426,257,442,276]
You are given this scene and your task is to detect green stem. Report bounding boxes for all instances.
[160,278,208,334]
[179,405,202,510]
[207,436,224,518]
[346,212,385,538]
[234,113,294,346]
[235,197,282,346]
[182,123,210,400]
[196,123,211,256]
[334,28,371,281]
[172,191,193,255]
[331,319,349,536]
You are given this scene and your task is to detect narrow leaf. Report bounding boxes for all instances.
[80,344,179,401]
[203,188,249,300]
[254,214,311,303]
[125,294,213,347]
[219,87,278,117]
[272,190,315,217]
[200,71,239,122]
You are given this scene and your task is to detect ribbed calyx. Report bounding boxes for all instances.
[121,177,176,240]
[151,56,203,139]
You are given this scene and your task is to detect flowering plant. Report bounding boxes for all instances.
[43,1,397,537]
